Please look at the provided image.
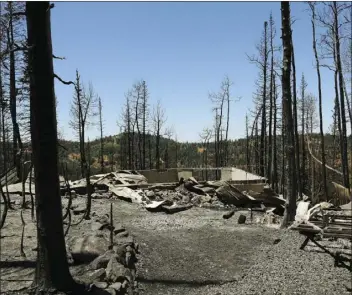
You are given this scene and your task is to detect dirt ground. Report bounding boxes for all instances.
[1,195,351,295]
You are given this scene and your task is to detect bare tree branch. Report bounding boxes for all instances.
[54,74,74,86]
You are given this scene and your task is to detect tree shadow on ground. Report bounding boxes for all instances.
[0,260,36,268]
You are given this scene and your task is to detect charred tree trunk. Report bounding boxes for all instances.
[246,113,250,171]
[26,2,77,292]
[281,1,297,228]
[272,75,278,192]
[155,125,160,170]
[8,4,22,177]
[291,36,302,198]
[333,1,350,190]
[148,135,152,169]
[310,3,327,200]
[98,97,104,173]
[142,81,147,170]
[267,17,274,184]
[300,74,307,194]
[260,21,268,177]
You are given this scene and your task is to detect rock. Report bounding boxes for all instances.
[110,282,122,291]
[190,195,201,205]
[114,235,135,247]
[106,257,129,283]
[90,250,122,270]
[162,203,193,214]
[134,242,139,253]
[113,225,126,235]
[91,221,109,232]
[181,194,190,203]
[115,231,129,239]
[200,195,212,203]
[91,193,101,199]
[146,191,155,198]
[238,214,246,224]
[93,282,108,289]
[105,288,116,295]
[223,209,235,219]
[121,280,129,289]
[72,204,86,215]
[88,268,106,281]
[69,234,110,263]
[273,238,281,245]
[95,214,110,224]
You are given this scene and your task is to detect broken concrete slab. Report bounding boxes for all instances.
[109,186,146,204]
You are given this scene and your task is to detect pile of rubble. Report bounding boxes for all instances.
[68,212,139,295]
[63,171,286,217]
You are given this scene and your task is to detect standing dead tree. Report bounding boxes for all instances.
[308,2,328,200]
[209,76,234,169]
[69,75,97,219]
[200,127,212,181]
[281,1,297,228]
[247,21,270,178]
[26,2,79,293]
[300,73,308,194]
[315,2,351,191]
[98,96,104,173]
[141,80,149,170]
[152,99,166,170]
[163,126,174,169]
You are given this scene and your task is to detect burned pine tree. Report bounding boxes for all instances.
[98,96,104,173]
[152,99,166,170]
[26,1,79,292]
[308,2,328,200]
[281,1,297,228]
[69,75,97,219]
[300,73,308,194]
[247,21,270,178]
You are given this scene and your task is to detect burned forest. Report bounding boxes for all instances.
[0,1,351,295]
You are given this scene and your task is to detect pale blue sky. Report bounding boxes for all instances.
[51,1,336,142]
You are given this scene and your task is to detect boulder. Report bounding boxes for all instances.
[106,257,129,283]
[90,250,122,270]
[110,282,122,292]
[93,282,108,289]
[87,268,106,282]
[146,191,155,198]
[69,234,110,263]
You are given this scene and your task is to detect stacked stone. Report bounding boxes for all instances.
[69,213,139,295]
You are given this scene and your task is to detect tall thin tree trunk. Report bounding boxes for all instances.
[333,1,350,190]
[260,21,268,177]
[281,1,297,228]
[246,113,250,171]
[267,17,274,184]
[272,75,278,192]
[142,81,146,170]
[300,74,307,194]
[26,2,77,291]
[98,97,104,173]
[310,3,327,199]
[291,36,302,198]
[8,3,22,177]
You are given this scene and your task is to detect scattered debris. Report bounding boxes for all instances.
[238,214,246,224]
[223,209,235,219]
